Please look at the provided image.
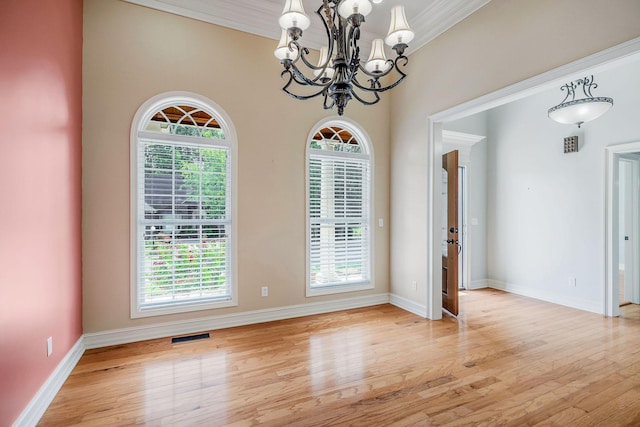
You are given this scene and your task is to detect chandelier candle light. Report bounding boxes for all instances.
[548,75,613,128]
[275,0,414,115]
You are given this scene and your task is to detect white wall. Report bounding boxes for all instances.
[485,59,640,313]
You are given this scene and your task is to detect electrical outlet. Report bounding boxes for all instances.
[378,218,384,227]
[261,286,268,297]
[411,281,417,291]
[47,337,53,357]
[569,277,576,287]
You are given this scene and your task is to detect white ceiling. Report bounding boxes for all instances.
[123,0,491,55]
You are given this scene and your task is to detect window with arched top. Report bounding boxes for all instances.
[130,92,237,317]
[306,119,373,296]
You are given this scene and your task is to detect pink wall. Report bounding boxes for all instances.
[0,0,83,424]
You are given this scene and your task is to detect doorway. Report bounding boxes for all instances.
[605,143,640,316]
[427,40,640,321]
[606,147,640,317]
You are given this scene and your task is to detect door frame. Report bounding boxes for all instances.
[605,142,640,317]
[619,156,640,304]
[442,130,485,291]
[425,37,640,320]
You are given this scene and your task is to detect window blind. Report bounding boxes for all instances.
[137,140,232,310]
[309,151,370,288]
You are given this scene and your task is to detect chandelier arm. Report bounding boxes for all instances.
[281,70,331,101]
[287,63,335,87]
[297,0,336,75]
[351,56,408,93]
[275,0,413,115]
[323,91,336,110]
[357,59,396,79]
[349,86,381,106]
[351,73,407,93]
[283,84,332,101]
[346,25,361,72]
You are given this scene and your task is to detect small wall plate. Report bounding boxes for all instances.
[564,136,579,153]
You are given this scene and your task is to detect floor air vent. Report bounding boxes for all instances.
[171,332,210,344]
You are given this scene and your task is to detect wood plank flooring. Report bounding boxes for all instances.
[39,289,640,426]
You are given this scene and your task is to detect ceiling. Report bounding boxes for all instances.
[123,0,491,56]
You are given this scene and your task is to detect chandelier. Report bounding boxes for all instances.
[274,0,414,116]
[548,75,613,128]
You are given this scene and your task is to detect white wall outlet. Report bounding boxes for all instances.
[378,218,384,227]
[569,277,577,287]
[411,281,417,291]
[47,337,53,357]
[261,286,268,297]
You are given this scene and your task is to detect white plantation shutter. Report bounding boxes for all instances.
[307,125,372,293]
[131,97,236,317]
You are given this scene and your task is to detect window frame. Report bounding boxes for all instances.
[305,117,375,297]
[130,92,238,318]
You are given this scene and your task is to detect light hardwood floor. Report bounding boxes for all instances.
[40,289,640,426]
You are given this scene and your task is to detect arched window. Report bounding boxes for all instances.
[306,119,373,296]
[130,92,237,317]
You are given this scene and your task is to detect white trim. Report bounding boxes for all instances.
[121,0,488,57]
[389,293,428,318]
[85,293,390,349]
[12,337,85,427]
[468,279,488,290]
[428,37,640,320]
[442,130,485,165]
[442,130,485,147]
[487,280,602,314]
[130,91,239,318]
[426,120,441,320]
[137,131,232,148]
[431,37,640,124]
[605,141,640,317]
[305,116,375,298]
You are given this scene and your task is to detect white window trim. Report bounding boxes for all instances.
[305,117,375,297]
[130,91,238,318]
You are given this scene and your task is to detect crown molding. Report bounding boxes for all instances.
[442,130,485,147]
[122,0,491,55]
[408,0,491,54]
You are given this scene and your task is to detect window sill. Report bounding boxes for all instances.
[306,281,373,297]
[131,298,237,319]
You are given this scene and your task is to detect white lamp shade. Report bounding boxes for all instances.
[338,0,373,19]
[364,39,390,74]
[548,98,613,125]
[274,29,299,61]
[279,0,311,31]
[385,5,414,46]
[314,46,335,79]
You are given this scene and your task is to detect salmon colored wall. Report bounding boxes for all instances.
[0,0,83,424]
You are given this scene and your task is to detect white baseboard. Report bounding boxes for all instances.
[467,279,488,290]
[13,337,85,427]
[488,280,602,314]
[389,293,428,318]
[84,293,391,349]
